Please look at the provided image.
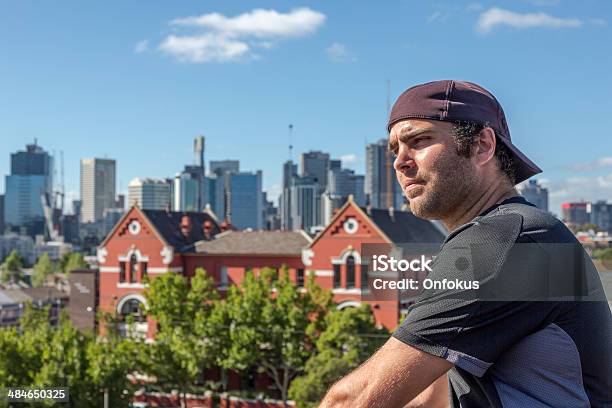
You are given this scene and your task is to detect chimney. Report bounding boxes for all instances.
[202,220,213,240]
[180,215,192,237]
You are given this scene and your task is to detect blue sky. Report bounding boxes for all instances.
[1,0,611,215]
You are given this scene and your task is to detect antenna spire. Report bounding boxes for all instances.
[288,124,294,161]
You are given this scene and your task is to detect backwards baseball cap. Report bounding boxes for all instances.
[387,80,541,184]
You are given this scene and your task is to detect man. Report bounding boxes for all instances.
[319,80,611,407]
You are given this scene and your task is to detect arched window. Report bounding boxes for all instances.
[346,255,355,289]
[120,298,146,323]
[129,254,137,282]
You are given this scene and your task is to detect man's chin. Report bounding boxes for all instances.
[407,196,438,220]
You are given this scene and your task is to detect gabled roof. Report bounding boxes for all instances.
[141,209,221,252]
[362,207,445,243]
[194,230,310,256]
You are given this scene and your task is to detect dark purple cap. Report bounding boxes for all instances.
[387,80,541,184]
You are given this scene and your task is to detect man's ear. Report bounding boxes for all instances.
[473,127,497,167]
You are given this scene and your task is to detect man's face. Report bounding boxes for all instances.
[388,119,477,219]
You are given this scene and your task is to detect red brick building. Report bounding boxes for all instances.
[97,206,221,338]
[97,198,445,337]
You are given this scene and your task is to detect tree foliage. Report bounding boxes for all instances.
[143,268,220,407]
[0,249,24,283]
[63,253,87,275]
[289,304,388,408]
[218,267,333,404]
[32,253,54,287]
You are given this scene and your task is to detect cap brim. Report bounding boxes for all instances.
[499,138,542,184]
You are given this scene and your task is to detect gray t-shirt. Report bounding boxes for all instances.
[393,196,612,407]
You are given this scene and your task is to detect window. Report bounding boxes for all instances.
[220,266,228,287]
[119,262,126,283]
[141,262,148,280]
[346,255,355,289]
[297,269,304,287]
[333,264,341,288]
[120,299,146,323]
[361,263,369,289]
[129,254,137,283]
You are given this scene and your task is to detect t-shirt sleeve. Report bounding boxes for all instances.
[392,213,556,377]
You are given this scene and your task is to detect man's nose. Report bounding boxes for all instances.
[393,147,416,173]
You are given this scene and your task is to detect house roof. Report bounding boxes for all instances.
[194,230,310,256]
[141,209,221,252]
[362,207,446,244]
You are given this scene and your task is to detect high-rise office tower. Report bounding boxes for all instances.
[322,167,366,225]
[561,202,589,226]
[209,160,239,175]
[226,171,263,230]
[518,179,549,212]
[589,200,612,234]
[280,160,298,230]
[173,172,199,212]
[80,158,116,223]
[194,135,205,171]
[128,178,172,210]
[4,142,53,236]
[290,175,318,233]
[366,139,404,209]
[301,151,330,191]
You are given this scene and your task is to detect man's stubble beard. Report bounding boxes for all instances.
[407,152,476,220]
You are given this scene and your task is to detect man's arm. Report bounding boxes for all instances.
[403,373,449,408]
[318,337,452,408]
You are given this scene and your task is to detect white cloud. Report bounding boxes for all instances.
[171,8,326,39]
[134,40,149,53]
[159,34,250,63]
[326,43,357,62]
[159,8,325,63]
[340,154,360,166]
[477,8,582,33]
[541,173,612,215]
[569,157,612,172]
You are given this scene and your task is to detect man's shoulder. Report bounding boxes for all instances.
[447,199,574,246]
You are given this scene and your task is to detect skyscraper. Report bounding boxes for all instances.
[173,172,199,212]
[280,160,298,230]
[366,139,404,209]
[518,179,548,212]
[301,151,330,191]
[209,160,240,175]
[194,135,205,171]
[4,142,53,236]
[290,175,318,233]
[128,178,172,210]
[323,167,365,225]
[561,202,589,226]
[80,158,116,223]
[589,200,612,234]
[226,171,263,230]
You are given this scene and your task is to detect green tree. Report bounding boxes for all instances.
[143,268,219,408]
[64,252,87,275]
[220,268,330,404]
[87,334,142,408]
[33,313,98,407]
[0,250,24,283]
[289,304,388,408]
[32,253,54,287]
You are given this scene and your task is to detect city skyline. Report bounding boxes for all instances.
[1,1,611,216]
